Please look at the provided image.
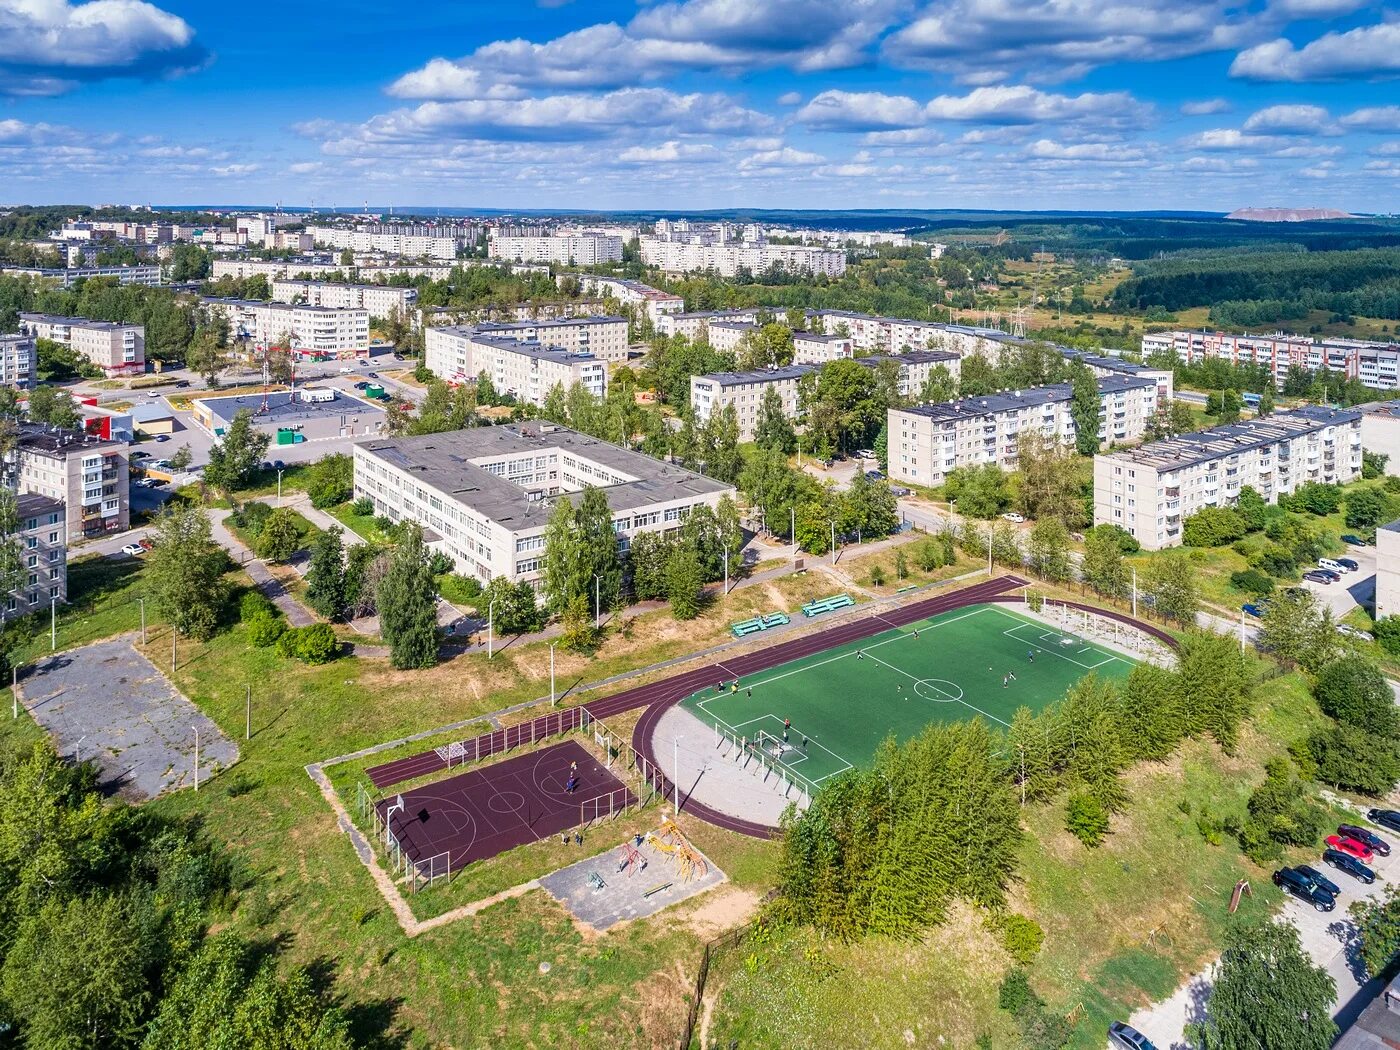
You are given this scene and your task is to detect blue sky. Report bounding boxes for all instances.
[2,0,1399,212]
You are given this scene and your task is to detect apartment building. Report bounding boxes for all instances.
[306,225,468,260]
[19,314,144,377]
[0,264,161,287]
[656,309,762,342]
[1359,401,1400,476]
[793,331,854,364]
[270,280,417,316]
[558,274,684,323]
[706,322,757,354]
[1093,407,1363,550]
[3,495,67,621]
[639,238,846,277]
[1377,520,1400,620]
[888,376,1161,488]
[465,316,628,361]
[1142,329,1400,391]
[355,263,454,282]
[425,327,607,406]
[0,334,36,389]
[210,257,344,281]
[488,232,624,266]
[201,298,369,357]
[352,422,733,588]
[15,424,129,541]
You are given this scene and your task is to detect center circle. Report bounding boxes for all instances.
[913,678,964,703]
[488,790,526,814]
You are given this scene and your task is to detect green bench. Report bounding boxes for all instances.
[761,612,790,629]
[587,871,606,892]
[802,594,854,617]
[642,881,673,899]
[897,585,917,594]
[730,618,765,638]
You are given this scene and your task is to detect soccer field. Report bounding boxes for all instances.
[678,602,1136,795]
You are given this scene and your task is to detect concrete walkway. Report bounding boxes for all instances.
[208,509,317,626]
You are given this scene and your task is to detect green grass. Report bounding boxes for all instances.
[225,507,320,554]
[326,503,396,545]
[680,603,1135,792]
[12,555,148,664]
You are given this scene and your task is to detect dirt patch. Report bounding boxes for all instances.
[677,885,761,939]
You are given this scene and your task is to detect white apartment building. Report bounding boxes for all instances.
[425,327,607,406]
[16,423,129,541]
[270,280,417,316]
[488,232,624,266]
[467,316,628,362]
[558,274,684,323]
[793,331,854,364]
[19,314,144,377]
[0,264,161,287]
[1359,401,1400,476]
[656,309,762,342]
[639,238,846,278]
[1093,406,1363,550]
[1142,329,1400,391]
[3,494,66,621]
[201,298,369,357]
[706,322,757,354]
[888,376,1161,488]
[210,257,344,281]
[354,263,455,282]
[1376,519,1400,620]
[306,225,467,260]
[0,334,36,389]
[352,422,734,587]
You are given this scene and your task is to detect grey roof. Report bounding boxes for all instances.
[469,334,602,364]
[1102,406,1361,471]
[17,493,63,520]
[696,365,815,387]
[669,309,759,321]
[197,390,384,426]
[903,375,1156,423]
[1358,399,1400,420]
[473,315,625,332]
[1380,518,1400,535]
[355,422,731,532]
[129,404,174,422]
[20,312,140,332]
[1333,972,1400,1050]
[864,350,959,367]
[795,332,852,343]
[200,297,364,315]
[16,422,122,456]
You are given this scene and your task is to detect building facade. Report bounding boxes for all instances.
[270,280,417,316]
[656,309,762,342]
[1093,407,1363,550]
[425,327,608,405]
[488,232,624,265]
[15,424,129,542]
[4,494,66,621]
[1377,520,1400,621]
[558,274,684,323]
[19,314,144,376]
[0,264,161,287]
[639,238,846,277]
[1359,400,1400,475]
[888,376,1161,488]
[0,334,36,389]
[1142,329,1400,391]
[201,298,370,357]
[793,332,854,364]
[352,422,734,587]
[210,257,344,281]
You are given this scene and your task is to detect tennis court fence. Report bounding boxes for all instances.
[357,782,452,893]
[431,706,595,769]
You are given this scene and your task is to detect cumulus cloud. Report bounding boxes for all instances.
[1181,128,1286,150]
[1242,104,1337,135]
[0,0,206,97]
[796,90,925,131]
[0,119,87,144]
[923,86,1151,127]
[1231,21,1400,81]
[736,146,826,172]
[1025,139,1145,162]
[616,141,719,163]
[1341,106,1400,132]
[1181,98,1231,116]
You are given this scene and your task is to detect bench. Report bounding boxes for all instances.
[801,594,854,617]
[730,618,765,638]
[897,585,917,594]
[642,881,673,899]
[761,612,790,629]
[587,871,606,892]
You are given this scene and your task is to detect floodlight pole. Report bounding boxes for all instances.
[1131,567,1138,618]
[549,642,557,706]
[245,683,251,740]
[593,574,601,629]
[136,596,146,645]
[674,736,682,814]
[50,597,56,651]
[790,507,796,546]
[487,598,495,659]
[193,724,199,791]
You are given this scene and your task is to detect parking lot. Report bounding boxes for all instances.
[1299,539,1376,621]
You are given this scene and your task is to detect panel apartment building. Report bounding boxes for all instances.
[639,238,846,278]
[557,274,684,323]
[201,298,370,357]
[352,422,734,587]
[210,257,345,281]
[425,326,607,406]
[887,375,1161,488]
[1093,406,1363,550]
[1142,329,1400,391]
[306,225,476,260]
[270,280,418,316]
[15,423,129,541]
[19,314,144,377]
[656,309,763,342]
[3,494,67,621]
[0,334,36,389]
[0,264,161,287]
[488,232,624,266]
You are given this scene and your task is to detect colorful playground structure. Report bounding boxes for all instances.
[645,818,709,882]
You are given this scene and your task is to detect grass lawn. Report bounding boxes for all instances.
[327,502,398,545]
[225,506,320,555]
[841,543,980,593]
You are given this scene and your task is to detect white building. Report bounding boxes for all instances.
[656,309,763,342]
[488,232,624,266]
[19,314,143,377]
[1376,519,1400,620]
[4,494,66,621]
[1359,401,1400,476]
[639,237,846,277]
[0,334,36,389]
[1142,329,1400,391]
[888,375,1161,488]
[425,327,607,406]
[463,316,628,361]
[306,225,469,261]
[705,322,757,354]
[0,264,161,287]
[211,257,346,281]
[793,332,854,364]
[201,298,369,357]
[1093,407,1363,550]
[16,423,129,541]
[557,273,684,323]
[352,422,734,587]
[270,280,417,316]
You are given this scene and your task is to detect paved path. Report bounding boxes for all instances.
[209,509,317,626]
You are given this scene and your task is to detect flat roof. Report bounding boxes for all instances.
[20,312,140,331]
[356,422,731,532]
[17,493,63,519]
[669,309,758,321]
[470,334,601,364]
[1101,406,1361,472]
[697,365,814,387]
[196,389,384,426]
[473,316,626,331]
[17,421,123,455]
[200,297,366,315]
[899,375,1156,424]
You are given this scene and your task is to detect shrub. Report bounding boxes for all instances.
[1229,569,1274,596]
[998,969,1039,1014]
[239,590,277,623]
[1065,793,1110,847]
[1374,617,1400,656]
[427,551,454,577]
[913,537,946,572]
[292,623,338,664]
[246,614,285,648]
[1236,758,1328,863]
[1314,656,1400,735]
[1253,546,1297,578]
[230,500,273,538]
[1085,523,1140,553]
[1183,507,1246,547]
[275,625,301,658]
[351,496,374,516]
[996,914,1045,965]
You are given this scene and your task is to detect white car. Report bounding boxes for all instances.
[1001,512,1026,523]
[1338,624,1375,642]
[121,542,145,557]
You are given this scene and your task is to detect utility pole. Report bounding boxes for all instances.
[1131,566,1138,618]
[549,642,557,706]
[193,725,200,791]
[674,736,682,814]
[136,596,146,645]
[172,629,177,673]
[245,683,251,740]
[11,665,17,720]
[487,599,495,659]
[593,574,601,629]
[50,597,56,651]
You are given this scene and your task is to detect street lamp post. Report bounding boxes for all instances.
[593,574,601,629]
[193,725,199,791]
[674,736,682,814]
[11,665,16,721]
[790,506,796,546]
[1131,567,1138,618]
[487,598,496,659]
[50,596,56,651]
[830,521,836,564]
[276,469,284,507]
[172,628,177,673]
[245,683,251,741]
[549,642,557,706]
[722,550,729,597]
[136,596,146,646]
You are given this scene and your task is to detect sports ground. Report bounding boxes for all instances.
[677,602,1136,795]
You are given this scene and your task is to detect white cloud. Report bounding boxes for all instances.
[737,146,826,172]
[1024,139,1145,162]
[796,90,925,131]
[1231,22,1400,82]
[776,90,803,106]
[1181,128,1286,150]
[923,86,1151,127]
[1341,107,1400,132]
[1242,104,1336,135]
[0,0,206,97]
[1180,98,1231,116]
[0,119,85,144]
[616,141,718,162]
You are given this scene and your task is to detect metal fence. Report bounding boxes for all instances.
[712,722,814,808]
[431,706,593,769]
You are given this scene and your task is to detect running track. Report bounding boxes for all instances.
[366,576,1179,839]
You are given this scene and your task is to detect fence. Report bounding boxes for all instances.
[357,781,453,893]
[1036,599,1174,663]
[578,786,633,829]
[586,711,665,808]
[712,722,815,808]
[431,706,593,769]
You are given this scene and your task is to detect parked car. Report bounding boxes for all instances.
[339,365,353,373]
[1338,557,1360,572]
[1367,809,1400,834]
[856,449,876,460]
[1001,512,1026,523]
[1326,834,1374,862]
[1302,571,1334,584]
[1337,624,1374,641]
[1340,823,1393,856]
[890,485,911,497]
[121,542,146,557]
[1242,603,1265,618]
[1319,558,1347,574]
[1108,1021,1159,1050]
[1295,864,1341,898]
[1342,534,1368,546]
[130,450,151,460]
[353,381,369,390]
[1272,867,1337,911]
[146,390,163,397]
[1314,568,1342,582]
[866,470,884,480]
[366,371,378,379]
[154,434,170,443]
[1322,848,1376,885]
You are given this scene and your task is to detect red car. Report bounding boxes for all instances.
[1326,834,1374,862]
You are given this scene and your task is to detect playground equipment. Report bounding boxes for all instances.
[616,841,647,877]
[645,817,708,882]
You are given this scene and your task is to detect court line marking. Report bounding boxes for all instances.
[864,650,1012,728]
[705,710,853,787]
[995,613,1129,672]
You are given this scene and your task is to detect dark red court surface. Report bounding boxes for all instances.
[373,740,633,873]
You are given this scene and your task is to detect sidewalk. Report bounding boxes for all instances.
[208,509,317,627]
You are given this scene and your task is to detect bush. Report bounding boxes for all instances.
[246,614,285,648]
[230,500,273,538]
[292,623,338,664]
[1252,546,1297,578]
[1314,656,1400,735]
[1183,507,1246,547]
[1229,569,1274,596]
[913,537,946,572]
[1307,724,1400,795]
[1085,523,1140,553]
[427,551,454,577]
[869,565,887,586]
[998,969,1039,1014]
[1065,794,1110,847]
[305,453,353,509]
[1236,757,1328,863]
[351,497,374,516]
[239,590,277,623]
[1374,617,1400,655]
[995,914,1045,965]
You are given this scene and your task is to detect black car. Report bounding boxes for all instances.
[1323,848,1376,884]
[1338,557,1360,572]
[1108,1021,1158,1050]
[1296,864,1341,898]
[1273,867,1337,911]
[1342,534,1368,546]
[1302,571,1334,584]
[1339,823,1392,856]
[1368,809,1400,835]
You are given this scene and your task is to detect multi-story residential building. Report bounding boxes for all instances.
[354,263,454,282]
[3,494,66,621]
[1142,329,1400,391]
[210,257,344,281]
[15,424,129,541]
[1359,400,1400,476]
[793,331,854,364]
[0,264,161,287]
[425,327,607,406]
[488,232,624,266]
[428,317,628,363]
[270,280,417,316]
[18,314,144,377]
[0,334,36,389]
[888,376,1161,489]
[200,298,369,357]
[706,322,757,354]
[1093,407,1363,550]
[1376,519,1400,620]
[557,274,684,323]
[352,421,734,587]
[656,309,762,342]
[306,224,479,260]
[639,238,846,278]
